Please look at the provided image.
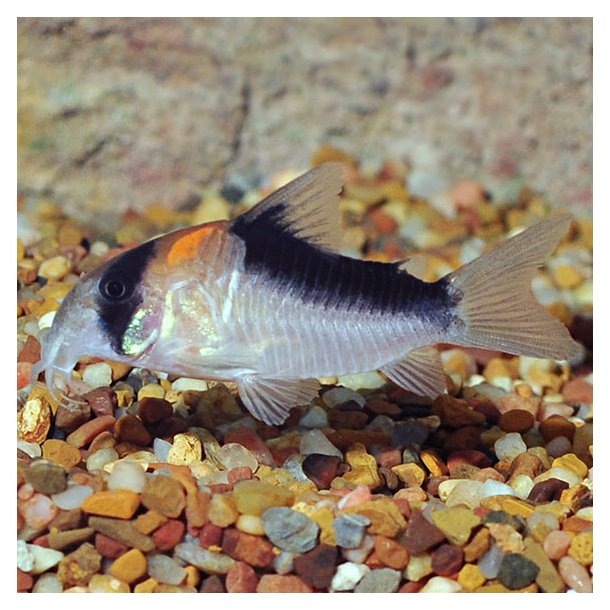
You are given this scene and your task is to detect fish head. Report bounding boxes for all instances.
[31,239,161,403]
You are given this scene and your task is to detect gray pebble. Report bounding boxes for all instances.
[148,554,187,585]
[262,507,319,553]
[354,568,401,593]
[174,542,235,575]
[391,420,430,446]
[333,514,371,549]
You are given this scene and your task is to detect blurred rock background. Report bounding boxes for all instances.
[18,17,592,228]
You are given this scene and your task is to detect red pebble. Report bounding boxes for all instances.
[222,528,276,568]
[95,533,129,559]
[153,519,185,551]
[226,561,259,593]
[223,427,275,466]
[447,450,493,472]
[227,466,253,485]
[199,523,223,549]
[19,335,42,364]
[271,446,299,466]
[31,534,50,548]
[431,543,464,576]
[393,498,411,519]
[208,483,233,494]
[17,568,33,592]
[398,580,426,593]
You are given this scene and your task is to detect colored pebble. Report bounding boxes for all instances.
[494,432,527,463]
[23,460,67,494]
[174,542,235,574]
[40,439,81,469]
[330,562,370,592]
[38,255,71,280]
[81,490,140,519]
[354,568,401,593]
[333,513,370,548]
[497,553,539,589]
[107,460,147,493]
[109,548,147,584]
[431,506,481,546]
[147,554,186,585]
[232,479,293,515]
[262,507,319,553]
[140,474,186,518]
[82,362,113,389]
[51,484,93,510]
[558,555,593,592]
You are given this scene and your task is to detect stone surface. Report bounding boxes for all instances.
[354,567,401,593]
[497,553,540,589]
[256,574,313,593]
[222,528,276,568]
[81,490,140,519]
[140,474,186,518]
[404,509,446,554]
[431,506,481,546]
[23,460,67,494]
[56,543,102,587]
[109,548,147,584]
[262,507,319,553]
[293,544,338,589]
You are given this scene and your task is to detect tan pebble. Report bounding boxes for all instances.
[420,449,448,476]
[41,439,82,469]
[308,506,336,545]
[431,506,481,546]
[480,495,535,518]
[552,453,588,478]
[233,479,294,515]
[88,574,130,593]
[135,510,168,535]
[463,527,490,562]
[18,398,51,444]
[81,490,140,519]
[38,256,71,280]
[405,554,433,581]
[208,494,239,527]
[486,522,524,553]
[341,497,406,537]
[236,514,265,536]
[168,433,203,466]
[109,548,147,584]
[391,463,426,487]
[137,383,166,400]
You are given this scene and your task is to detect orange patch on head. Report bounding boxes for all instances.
[166,225,218,267]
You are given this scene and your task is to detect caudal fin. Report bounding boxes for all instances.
[447,214,581,360]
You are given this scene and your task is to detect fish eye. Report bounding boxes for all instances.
[98,273,133,302]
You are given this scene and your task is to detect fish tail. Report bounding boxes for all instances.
[446,213,581,360]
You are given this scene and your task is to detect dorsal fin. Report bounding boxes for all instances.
[230,163,345,252]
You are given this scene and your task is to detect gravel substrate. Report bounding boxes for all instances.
[17,150,593,593]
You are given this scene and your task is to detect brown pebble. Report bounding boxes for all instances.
[431,395,486,428]
[431,543,464,576]
[56,542,102,587]
[151,416,190,440]
[200,574,226,593]
[83,387,117,417]
[443,426,483,452]
[141,475,186,518]
[257,574,313,593]
[508,452,545,480]
[294,544,338,589]
[539,415,576,442]
[153,519,186,551]
[114,414,152,446]
[226,561,259,593]
[463,527,491,562]
[374,535,409,570]
[138,397,173,424]
[66,415,116,448]
[55,402,91,432]
[88,516,155,552]
[528,478,569,504]
[48,508,83,533]
[499,409,535,433]
[302,454,341,489]
[222,528,276,568]
[404,510,446,554]
[18,335,41,364]
[48,527,95,551]
[328,408,370,429]
[200,523,223,549]
[88,430,117,454]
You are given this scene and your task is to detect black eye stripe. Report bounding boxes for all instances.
[96,239,156,354]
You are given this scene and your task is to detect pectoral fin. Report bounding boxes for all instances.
[380,346,446,397]
[237,375,320,425]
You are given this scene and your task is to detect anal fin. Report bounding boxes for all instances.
[237,375,320,425]
[380,346,446,398]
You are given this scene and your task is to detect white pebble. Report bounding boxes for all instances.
[17,540,34,572]
[494,432,527,463]
[51,484,93,510]
[511,474,535,499]
[445,480,484,509]
[153,437,172,462]
[215,443,258,471]
[171,377,209,392]
[86,447,119,472]
[82,362,113,389]
[534,466,581,487]
[38,310,56,330]
[330,561,370,592]
[17,440,42,458]
[147,554,187,585]
[481,479,517,498]
[337,371,385,391]
[322,387,366,409]
[300,429,343,459]
[478,543,504,578]
[89,240,110,256]
[298,405,330,429]
[33,573,63,592]
[420,576,462,592]
[28,544,64,574]
[108,460,147,493]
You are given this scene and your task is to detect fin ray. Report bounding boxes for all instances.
[447,214,581,359]
[380,346,446,397]
[237,375,320,425]
[230,163,345,252]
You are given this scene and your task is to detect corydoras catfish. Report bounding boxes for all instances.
[31,163,580,424]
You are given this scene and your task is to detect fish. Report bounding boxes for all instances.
[31,162,581,424]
